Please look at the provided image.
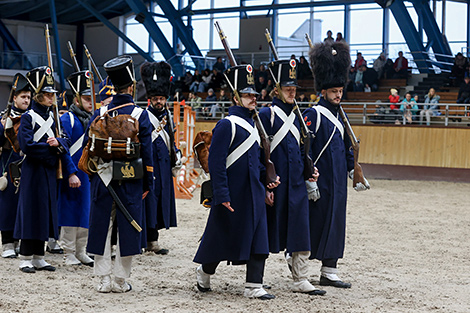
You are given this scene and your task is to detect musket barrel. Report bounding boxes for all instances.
[67,41,80,71]
[84,44,103,83]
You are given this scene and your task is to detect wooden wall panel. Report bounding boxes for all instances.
[188,122,470,169]
[352,125,470,169]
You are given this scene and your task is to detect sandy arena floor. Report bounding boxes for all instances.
[0,179,469,312]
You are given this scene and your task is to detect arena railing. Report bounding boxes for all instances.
[135,101,469,127]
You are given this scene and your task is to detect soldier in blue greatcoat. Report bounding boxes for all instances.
[0,73,31,259]
[57,70,95,267]
[258,59,325,295]
[14,66,71,273]
[194,64,279,300]
[82,56,154,293]
[140,61,180,255]
[304,41,369,289]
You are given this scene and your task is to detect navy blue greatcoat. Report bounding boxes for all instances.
[193,106,269,265]
[258,97,310,253]
[145,106,177,231]
[84,94,154,257]
[58,111,90,228]
[303,97,354,260]
[14,101,70,241]
[0,106,25,232]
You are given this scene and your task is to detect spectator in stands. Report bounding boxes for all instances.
[256,64,268,82]
[383,58,395,79]
[373,52,387,79]
[414,94,419,103]
[209,69,223,90]
[297,93,307,103]
[169,88,186,102]
[324,30,334,43]
[213,57,226,73]
[309,94,319,106]
[265,79,274,94]
[353,66,365,92]
[255,75,267,93]
[336,32,345,43]
[400,92,419,124]
[297,56,313,80]
[347,66,356,92]
[457,76,470,103]
[354,52,367,70]
[257,88,272,104]
[370,100,387,124]
[450,53,469,87]
[393,51,409,79]
[201,69,212,91]
[189,91,203,119]
[362,65,378,92]
[189,69,204,93]
[209,89,228,119]
[205,88,217,118]
[420,88,440,126]
[389,88,401,124]
[184,71,194,92]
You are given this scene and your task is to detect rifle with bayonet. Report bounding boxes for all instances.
[215,21,278,187]
[84,44,103,83]
[87,57,97,112]
[305,33,368,189]
[45,24,63,179]
[67,41,80,72]
[265,28,315,181]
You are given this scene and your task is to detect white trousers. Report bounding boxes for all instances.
[93,207,132,279]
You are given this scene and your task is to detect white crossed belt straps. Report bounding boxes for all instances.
[147,109,171,150]
[29,110,55,142]
[225,115,260,169]
[270,106,300,153]
[66,112,84,157]
[312,105,344,139]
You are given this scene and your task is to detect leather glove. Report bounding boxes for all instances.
[305,180,320,201]
[354,176,370,191]
[171,150,183,177]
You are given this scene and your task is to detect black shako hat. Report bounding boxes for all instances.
[67,70,94,97]
[268,59,299,87]
[140,61,172,98]
[26,66,58,94]
[12,73,31,93]
[309,41,351,91]
[103,55,135,90]
[224,64,258,95]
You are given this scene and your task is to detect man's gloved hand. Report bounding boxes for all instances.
[172,150,183,177]
[305,180,320,201]
[354,176,370,191]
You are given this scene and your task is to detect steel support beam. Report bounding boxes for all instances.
[411,0,453,69]
[389,0,431,72]
[184,0,375,15]
[49,0,66,91]
[149,0,203,72]
[125,0,186,77]
[0,19,33,69]
[344,4,351,42]
[76,0,155,64]
[382,7,389,55]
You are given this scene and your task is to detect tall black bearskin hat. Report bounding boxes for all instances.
[309,41,351,91]
[103,55,135,90]
[140,61,172,98]
[224,64,258,95]
[268,59,299,87]
[67,70,93,97]
[26,66,58,94]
